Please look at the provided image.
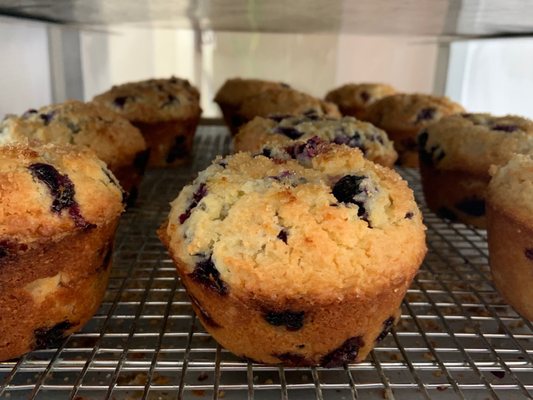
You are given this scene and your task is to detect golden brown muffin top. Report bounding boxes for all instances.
[419,113,533,176]
[0,141,124,245]
[165,143,426,301]
[0,101,146,170]
[92,77,201,123]
[234,114,398,167]
[237,88,341,122]
[214,78,290,108]
[325,83,397,116]
[488,154,533,225]
[365,93,464,133]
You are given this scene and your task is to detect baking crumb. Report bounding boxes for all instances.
[264,378,274,384]
[192,389,205,396]
[423,352,435,361]
[433,370,443,377]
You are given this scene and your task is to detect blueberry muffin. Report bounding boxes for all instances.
[234,114,398,167]
[93,77,201,167]
[158,142,426,367]
[0,100,148,204]
[214,78,290,135]
[0,141,124,361]
[325,83,397,119]
[418,113,533,228]
[487,155,533,320]
[233,88,341,133]
[365,94,464,167]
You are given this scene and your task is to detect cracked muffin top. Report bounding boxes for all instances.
[325,83,397,117]
[234,114,398,167]
[0,101,146,170]
[0,141,124,245]
[488,154,533,225]
[214,78,290,109]
[92,77,201,123]
[365,94,464,132]
[418,113,533,175]
[237,88,341,122]
[165,142,426,301]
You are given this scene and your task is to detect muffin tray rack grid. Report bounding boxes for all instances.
[1,125,532,400]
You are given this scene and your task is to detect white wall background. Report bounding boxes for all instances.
[1,16,533,120]
[446,38,533,119]
[0,18,52,118]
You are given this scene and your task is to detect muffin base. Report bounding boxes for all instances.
[382,128,420,168]
[487,204,533,320]
[419,162,489,229]
[159,225,415,367]
[133,117,200,168]
[110,149,150,207]
[218,104,245,136]
[0,219,119,361]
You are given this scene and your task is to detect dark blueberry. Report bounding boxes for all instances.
[179,183,207,224]
[261,148,272,158]
[264,310,304,331]
[166,136,188,163]
[369,133,385,145]
[39,111,56,126]
[286,136,326,161]
[280,82,291,88]
[405,212,414,219]
[29,163,75,213]
[303,109,320,120]
[320,336,364,368]
[66,121,81,134]
[268,114,292,123]
[34,321,73,349]
[415,107,436,123]
[275,126,303,140]
[436,207,457,221]
[524,249,533,261]
[331,175,371,221]
[69,204,97,230]
[275,353,314,367]
[455,198,485,217]
[189,294,221,328]
[190,257,228,295]
[491,124,519,133]
[218,159,228,168]
[133,149,150,174]
[296,344,305,349]
[113,96,130,108]
[240,355,265,364]
[277,229,288,244]
[461,112,473,118]
[418,131,429,148]
[376,317,395,342]
[418,131,446,166]
[0,246,6,259]
[332,175,366,204]
[162,94,179,108]
[169,76,178,84]
[22,109,38,118]
[334,132,364,149]
[490,370,505,379]
[29,163,95,229]
[360,91,370,103]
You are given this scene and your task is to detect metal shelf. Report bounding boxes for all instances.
[0,126,532,400]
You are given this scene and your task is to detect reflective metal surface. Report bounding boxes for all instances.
[0,0,533,37]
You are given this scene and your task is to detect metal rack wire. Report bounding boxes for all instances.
[0,126,532,400]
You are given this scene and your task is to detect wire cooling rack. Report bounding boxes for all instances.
[0,126,532,400]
